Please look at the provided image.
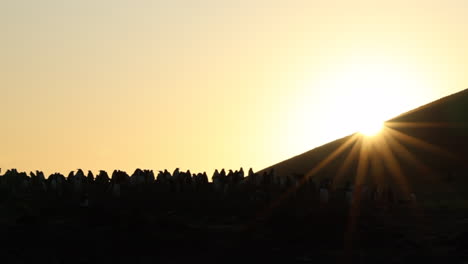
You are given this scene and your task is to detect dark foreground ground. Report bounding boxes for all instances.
[1,193,468,264]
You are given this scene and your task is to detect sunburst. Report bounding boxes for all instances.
[253,118,461,241]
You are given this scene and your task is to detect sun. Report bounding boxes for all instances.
[360,121,384,137]
[292,54,427,150]
[318,58,421,138]
[352,100,387,137]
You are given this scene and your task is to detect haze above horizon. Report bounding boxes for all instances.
[2,0,468,175]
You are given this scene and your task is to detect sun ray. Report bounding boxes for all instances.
[386,121,466,129]
[345,135,370,250]
[375,133,412,197]
[251,133,360,223]
[380,130,427,220]
[354,139,371,188]
[386,127,458,161]
[302,133,361,181]
[332,137,363,189]
[368,141,385,186]
[382,130,434,179]
[284,133,359,200]
[383,129,459,196]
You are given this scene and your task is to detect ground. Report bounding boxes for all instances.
[1,193,468,264]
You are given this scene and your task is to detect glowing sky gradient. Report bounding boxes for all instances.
[1,0,467,176]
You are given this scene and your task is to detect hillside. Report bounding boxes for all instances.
[257,88,468,197]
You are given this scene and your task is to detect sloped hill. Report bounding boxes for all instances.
[257,88,468,196]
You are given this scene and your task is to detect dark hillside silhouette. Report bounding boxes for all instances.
[257,88,468,200]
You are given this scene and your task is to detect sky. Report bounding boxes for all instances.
[1,0,467,176]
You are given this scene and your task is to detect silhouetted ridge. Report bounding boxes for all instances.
[388,88,468,123]
[257,88,468,196]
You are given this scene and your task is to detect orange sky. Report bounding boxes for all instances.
[1,0,467,176]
